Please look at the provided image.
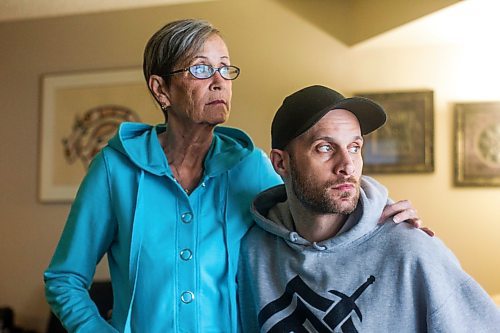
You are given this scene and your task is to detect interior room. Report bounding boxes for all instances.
[0,0,499,331]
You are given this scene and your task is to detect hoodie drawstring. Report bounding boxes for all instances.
[124,170,145,333]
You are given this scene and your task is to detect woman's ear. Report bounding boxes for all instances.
[148,75,170,107]
[270,149,290,178]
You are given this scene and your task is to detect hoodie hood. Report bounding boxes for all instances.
[107,122,255,177]
[251,176,389,251]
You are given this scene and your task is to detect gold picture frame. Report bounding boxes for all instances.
[454,102,500,186]
[38,68,162,202]
[355,90,434,174]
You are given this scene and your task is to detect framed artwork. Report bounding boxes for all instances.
[355,90,434,174]
[454,102,500,186]
[39,68,162,202]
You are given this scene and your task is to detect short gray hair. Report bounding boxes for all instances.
[143,19,220,85]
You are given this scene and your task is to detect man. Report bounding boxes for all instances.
[238,85,500,332]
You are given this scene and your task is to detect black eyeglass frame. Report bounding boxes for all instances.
[164,64,240,80]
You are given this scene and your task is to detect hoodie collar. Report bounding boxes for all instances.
[107,122,254,177]
[251,176,389,251]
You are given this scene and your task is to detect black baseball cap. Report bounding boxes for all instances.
[271,85,387,149]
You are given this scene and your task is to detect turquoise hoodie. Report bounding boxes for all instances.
[44,122,282,333]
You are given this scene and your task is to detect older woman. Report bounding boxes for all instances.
[44,19,425,333]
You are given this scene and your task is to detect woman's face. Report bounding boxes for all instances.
[165,34,232,126]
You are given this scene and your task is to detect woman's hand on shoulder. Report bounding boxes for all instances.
[379,200,435,237]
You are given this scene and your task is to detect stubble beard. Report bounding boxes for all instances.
[289,159,360,215]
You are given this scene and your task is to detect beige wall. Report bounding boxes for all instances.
[0,0,498,330]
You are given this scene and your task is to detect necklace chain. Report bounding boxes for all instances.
[171,164,191,193]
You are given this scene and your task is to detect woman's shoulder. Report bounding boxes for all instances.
[232,148,281,186]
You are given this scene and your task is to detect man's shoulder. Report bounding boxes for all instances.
[241,223,274,249]
[375,222,460,266]
[379,221,439,245]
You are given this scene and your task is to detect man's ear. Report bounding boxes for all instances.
[148,75,171,107]
[270,148,290,178]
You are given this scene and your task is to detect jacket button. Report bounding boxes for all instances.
[180,249,193,261]
[181,291,194,304]
[181,212,193,223]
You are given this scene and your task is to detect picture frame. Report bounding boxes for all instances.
[38,68,162,202]
[454,102,500,186]
[355,90,434,174]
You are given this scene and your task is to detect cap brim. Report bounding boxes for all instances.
[334,97,387,135]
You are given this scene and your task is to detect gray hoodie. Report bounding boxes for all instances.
[238,176,500,332]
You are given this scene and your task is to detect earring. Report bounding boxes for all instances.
[161,104,168,111]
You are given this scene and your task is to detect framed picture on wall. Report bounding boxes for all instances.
[355,90,434,174]
[38,68,162,203]
[454,102,500,186]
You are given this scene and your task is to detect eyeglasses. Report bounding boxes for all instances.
[165,64,240,80]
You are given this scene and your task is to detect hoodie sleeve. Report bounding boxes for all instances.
[386,226,500,331]
[44,152,118,333]
[427,276,500,332]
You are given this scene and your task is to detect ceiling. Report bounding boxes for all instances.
[274,0,462,46]
[0,0,468,46]
[0,0,214,22]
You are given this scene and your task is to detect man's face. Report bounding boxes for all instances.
[286,109,363,215]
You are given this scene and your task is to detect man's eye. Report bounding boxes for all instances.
[348,146,361,153]
[317,145,332,153]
